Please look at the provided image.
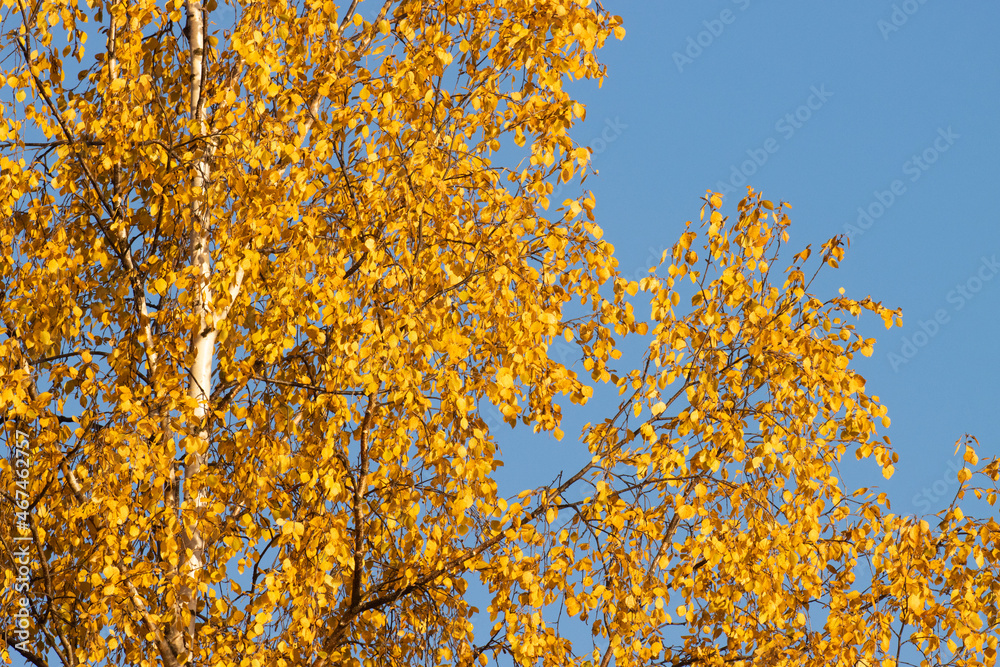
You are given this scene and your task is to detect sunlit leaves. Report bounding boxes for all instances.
[1,0,997,666]
[1,0,633,663]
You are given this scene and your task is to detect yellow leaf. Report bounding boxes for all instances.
[566,597,581,616]
[496,368,514,388]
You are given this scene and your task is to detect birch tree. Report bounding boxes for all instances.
[2,1,1000,666]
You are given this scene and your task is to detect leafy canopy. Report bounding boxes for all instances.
[1,0,999,666]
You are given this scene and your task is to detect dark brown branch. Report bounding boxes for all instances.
[249,373,366,396]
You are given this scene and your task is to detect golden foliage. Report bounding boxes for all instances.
[0,1,998,666]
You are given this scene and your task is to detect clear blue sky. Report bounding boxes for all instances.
[491,0,1000,519]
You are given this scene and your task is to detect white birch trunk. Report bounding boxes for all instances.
[174,0,211,658]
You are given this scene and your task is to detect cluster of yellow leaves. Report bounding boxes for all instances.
[495,194,1000,667]
[1,0,999,666]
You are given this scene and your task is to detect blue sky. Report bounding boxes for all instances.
[490,0,1000,519]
